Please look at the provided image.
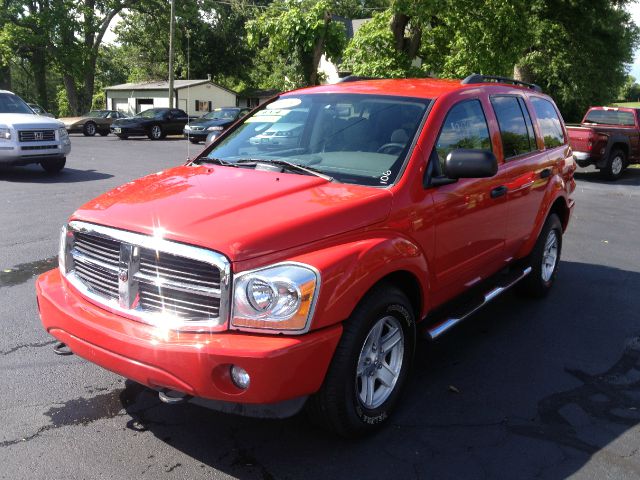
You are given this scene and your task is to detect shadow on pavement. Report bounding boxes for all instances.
[50,260,640,479]
[574,166,640,186]
[0,166,113,183]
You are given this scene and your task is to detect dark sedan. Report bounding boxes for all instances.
[183,107,250,143]
[111,108,189,140]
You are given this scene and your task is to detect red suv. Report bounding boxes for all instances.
[36,75,576,436]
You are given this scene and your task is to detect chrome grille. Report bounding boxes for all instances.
[19,130,56,142]
[64,221,230,331]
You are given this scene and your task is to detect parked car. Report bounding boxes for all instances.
[184,107,250,143]
[61,110,127,137]
[37,75,576,436]
[111,108,189,140]
[0,90,70,173]
[27,103,55,118]
[567,106,640,180]
[248,108,308,149]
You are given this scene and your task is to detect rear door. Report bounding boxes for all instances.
[489,95,550,257]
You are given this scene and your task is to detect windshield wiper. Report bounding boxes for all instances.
[194,157,239,167]
[236,158,333,182]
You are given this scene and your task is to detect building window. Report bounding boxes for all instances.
[195,100,211,112]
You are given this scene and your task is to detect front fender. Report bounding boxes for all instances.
[275,235,430,331]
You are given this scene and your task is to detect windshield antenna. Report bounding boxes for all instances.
[186,28,191,162]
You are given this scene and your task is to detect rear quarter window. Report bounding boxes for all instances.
[531,97,566,149]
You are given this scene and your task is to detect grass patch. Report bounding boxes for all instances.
[612,102,640,107]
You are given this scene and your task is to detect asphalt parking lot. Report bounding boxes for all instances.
[1,134,639,479]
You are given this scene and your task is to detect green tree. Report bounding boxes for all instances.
[247,0,348,87]
[344,0,638,121]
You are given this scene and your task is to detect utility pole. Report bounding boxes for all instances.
[168,0,176,108]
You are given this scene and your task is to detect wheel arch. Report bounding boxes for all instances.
[355,270,423,325]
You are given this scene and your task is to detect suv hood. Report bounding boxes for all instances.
[0,113,63,128]
[72,164,393,262]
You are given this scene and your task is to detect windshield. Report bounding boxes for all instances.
[87,110,108,118]
[0,93,36,114]
[584,109,636,126]
[202,93,430,186]
[135,109,164,119]
[204,109,238,120]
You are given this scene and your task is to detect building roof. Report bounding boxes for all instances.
[105,79,237,95]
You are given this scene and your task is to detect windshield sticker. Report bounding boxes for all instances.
[379,170,392,185]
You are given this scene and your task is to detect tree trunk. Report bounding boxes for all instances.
[308,11,331,86]
[31,47,49,110]
[0,64,11,90]
[513,63,534,84]
[63,74,80,115]
[390,13,410,53]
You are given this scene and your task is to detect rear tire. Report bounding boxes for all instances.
[40,157,66,174]
[306,284,415,437]
[99,130,109,137]
[602,148,626,180]
[83,122,97,136]
[517,214,562,298]
[189,139,200,144]
[117,134,128,140]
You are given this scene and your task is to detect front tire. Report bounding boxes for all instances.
[602,148,626,180]
[306,284,415,437]
[83,122,97,136]
[148,125,163,140]
[517,213,562,298]
[40,157,66,174]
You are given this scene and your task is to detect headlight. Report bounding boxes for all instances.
[58,225,74,275]
[231,263,319,333]
[58,127,69,140]
[207,126,224,131]
[184,125,191,131]
[0,127,11,140]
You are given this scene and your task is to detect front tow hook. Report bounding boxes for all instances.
[158,389,193,405]
[53,342,73,356]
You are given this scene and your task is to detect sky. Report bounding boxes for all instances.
[629,3,640,80]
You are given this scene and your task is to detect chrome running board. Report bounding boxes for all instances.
[426,266,532,340]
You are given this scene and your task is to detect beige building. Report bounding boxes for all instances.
[104,79,272,116]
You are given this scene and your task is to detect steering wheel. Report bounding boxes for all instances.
[376,143,405,155]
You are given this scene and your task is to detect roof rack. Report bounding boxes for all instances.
[461,73,542,93]
[338,75,380,83]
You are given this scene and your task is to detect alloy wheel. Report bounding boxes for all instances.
[355,315,405,409]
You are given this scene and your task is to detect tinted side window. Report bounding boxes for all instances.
[531,97,565,148]
[435,100,491,172]
[491,96,535,159]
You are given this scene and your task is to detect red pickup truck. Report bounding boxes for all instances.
[36,74,576,437]
[567,106,640,179]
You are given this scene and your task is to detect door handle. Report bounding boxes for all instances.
[540,168,552,179]
[490,185,508,198]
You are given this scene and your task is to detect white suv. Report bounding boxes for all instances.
[0,90,71,173]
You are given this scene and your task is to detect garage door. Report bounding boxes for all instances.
[113,99,129,115]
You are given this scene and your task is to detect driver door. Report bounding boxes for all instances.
[429,98,510,302]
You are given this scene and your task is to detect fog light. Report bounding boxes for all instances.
[230,365,250,389]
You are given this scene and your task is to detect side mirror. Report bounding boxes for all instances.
[444,149,498,179]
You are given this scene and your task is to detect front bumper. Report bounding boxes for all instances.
[36,269,341,405]
[110,125,146,136]
[0,141,70,166]
[183,130,209,141]
[572,151,599,167]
